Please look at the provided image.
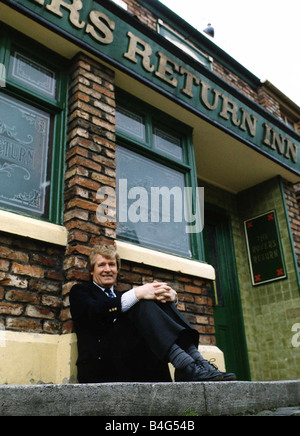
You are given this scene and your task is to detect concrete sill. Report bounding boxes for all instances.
[0,210,67,246]
[116,241,215,280]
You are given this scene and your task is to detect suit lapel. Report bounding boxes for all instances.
[89,282,122,300]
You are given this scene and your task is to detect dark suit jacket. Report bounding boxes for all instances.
[70,282,172,383]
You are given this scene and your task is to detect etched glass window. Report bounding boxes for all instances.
[116,106,146,141]
[153,127,183,161]
[116,146,191,257]
[8,50,57,98]
[0,94,52,217]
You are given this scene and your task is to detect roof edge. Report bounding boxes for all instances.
[136,0,261,89]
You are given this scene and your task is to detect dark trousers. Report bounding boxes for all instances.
[127,300,199,360]
[77,300,199,383]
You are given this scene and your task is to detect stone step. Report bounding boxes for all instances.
[0,380,299,416]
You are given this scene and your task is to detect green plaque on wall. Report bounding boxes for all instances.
[244,210,287,286]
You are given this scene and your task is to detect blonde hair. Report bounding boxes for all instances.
[88,244,121,274]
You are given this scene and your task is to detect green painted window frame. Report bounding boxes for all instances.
[0,26,68,225]
[116,89,205,261]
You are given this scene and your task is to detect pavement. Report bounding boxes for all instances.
[0,380,299,416]
[250,406,300,416]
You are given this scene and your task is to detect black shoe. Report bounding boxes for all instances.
[175,361,223,382]
[197,358,237,381]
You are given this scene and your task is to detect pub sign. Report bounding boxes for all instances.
[244,210,287,286]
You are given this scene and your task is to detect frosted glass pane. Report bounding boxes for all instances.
[153,127,183,161]
[9,50,56,98]
[116,107,145,141]
[116,146,191,257]
[0,94,51,216]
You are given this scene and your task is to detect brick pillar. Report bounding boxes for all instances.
[258,88,282,119]
[61,53,116,332]
[283,180,300,274]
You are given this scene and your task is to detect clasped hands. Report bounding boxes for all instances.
[134,280,177,304]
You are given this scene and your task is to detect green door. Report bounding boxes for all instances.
[203,206,250,381]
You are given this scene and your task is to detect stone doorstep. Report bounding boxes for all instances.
[254,407,300,416]
[0,380,300,416]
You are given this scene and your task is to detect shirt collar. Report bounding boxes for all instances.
[93,281,114,292]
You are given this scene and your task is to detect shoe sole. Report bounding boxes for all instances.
[222,375,237,381]
[175,375,224,382]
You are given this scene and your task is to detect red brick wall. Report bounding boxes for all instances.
[282,180,300,273]
[126,0,157,30]
[258,88,282,119]
[212,62,258,103]
[0,234,64,334]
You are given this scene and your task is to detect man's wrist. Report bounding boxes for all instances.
[121,289,139,312]
[134,286,143,300]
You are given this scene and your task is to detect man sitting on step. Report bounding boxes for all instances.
[70,244,236,383]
